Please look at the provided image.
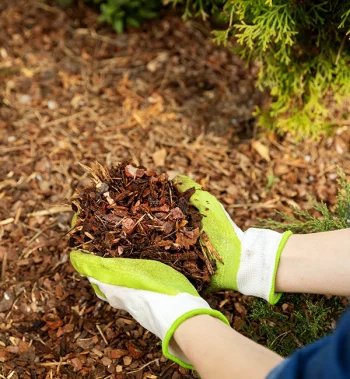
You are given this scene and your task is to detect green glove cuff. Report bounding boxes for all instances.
[163,309,230,370]
[268,230,293,305]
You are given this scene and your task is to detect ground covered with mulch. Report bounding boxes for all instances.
[0,1,349,378]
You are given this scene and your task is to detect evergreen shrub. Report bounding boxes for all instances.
[170,0,350,138]
[260,170,350,232]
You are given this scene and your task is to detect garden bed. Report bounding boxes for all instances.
[0,1,349,378]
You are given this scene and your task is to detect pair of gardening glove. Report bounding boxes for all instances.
[70,176,292,369]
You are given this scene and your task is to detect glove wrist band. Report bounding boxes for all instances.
[237,229,293,304]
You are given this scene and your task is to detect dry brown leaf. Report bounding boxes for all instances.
[334,135,348,154]
[152,148,167,166]
[70,358,83,371]
[252,141,270,161]
[274,164,289,176]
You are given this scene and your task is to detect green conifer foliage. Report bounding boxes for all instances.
[259,170,350,232]
[172,0,350,137]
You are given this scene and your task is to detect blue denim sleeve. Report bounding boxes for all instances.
[266,307,350,379]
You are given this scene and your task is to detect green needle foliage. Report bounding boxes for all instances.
[171,0,350,138]
[244,294,346,357]
[260,170,350,233]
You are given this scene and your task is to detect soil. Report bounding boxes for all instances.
[69,162,217,290]
[0,1,349,378]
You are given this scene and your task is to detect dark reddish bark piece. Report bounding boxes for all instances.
[125,341,145,359]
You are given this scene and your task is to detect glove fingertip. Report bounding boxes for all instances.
[173,175,202,192]
[70,249,90,275]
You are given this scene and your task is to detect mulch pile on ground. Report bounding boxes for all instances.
[1,0,349,378]
[69,162,219,291]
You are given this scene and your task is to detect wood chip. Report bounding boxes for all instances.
[123,356,132,366]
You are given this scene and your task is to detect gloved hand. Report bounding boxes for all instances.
[174,175,292,305]
[70,251,229,369]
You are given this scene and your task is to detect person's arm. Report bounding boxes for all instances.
[175,175,350,303]
[276,229,350,296]
[173,315,283,379]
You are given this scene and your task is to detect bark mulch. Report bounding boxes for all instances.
[69,162,219,291]
[0,1,349,378]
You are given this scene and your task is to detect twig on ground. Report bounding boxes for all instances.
[0,218,14,226]
[27,206,72,218]
[126,358,160,375]
[1,250,7,281]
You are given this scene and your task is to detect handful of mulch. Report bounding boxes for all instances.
[69,162,220,291]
